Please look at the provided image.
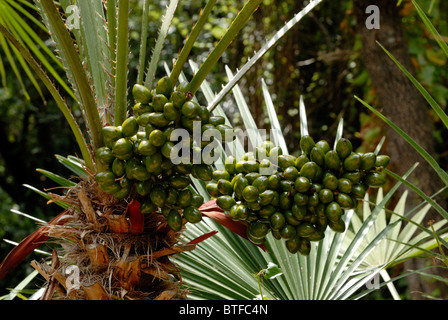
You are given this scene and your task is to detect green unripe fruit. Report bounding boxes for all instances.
[322,172,339,190]
[341,171,362,184]
[149,129,166,147]
[145,152,163,172]
[168,175,191,189]
[315,140,331,154]
[343,153,362,171]
[181,101,198,118]
[252,176,269,193]
[337,193,354,209]
[259,190,275,206]
[336,138,352,159]
[152,94,169,112]
[230,204,249,221]
[137,139,158,156]
[206,183,220,198]
[95,169,116,186]
[294,176,310,193]
[112,138,133,160]
[95,147,115,165]
[131,164,151,181]
[147,112,170,127]
[132,84,152,104]
[178,189,193,208]
[375,155,390,168]
[111,158,126,177]
[329,218,346,233]
[278,192,291,211]
[213,169,231,181]
[216,195,236,211]
[310,147,325,167]
[171,91,186,109]
[102,126,123,148]
[193,164,213,182]
[155,76,173,97]
[150,185,166,207]
[268,174,281,189]
[191,194,204,208]
[209,115,225,126]
[284,210,301,226]
[216,124,234,143]
[242,185,259,202]
[281,224,297,240]
[296,222,316,238]
[295,154,310,171]
[245,172,261,185]
[121,116,139,137]
[163,102,180,121]
[167,210,183,232]
[318,188,334,204]
[217,179,233,195]
[297,238,311,256]
[364,172,386,188]
[259,204,276,219]
[243,159,259,173]
[161,141,176,159]
[140,199,157,214]
[197,105,210,123]
[308,192,320,207]
[338,178,353,194]
[136,113,151,127]
[300,135,315,155]
[278,155,296,171]
[284,166,299,181]
[183,206,202,224]
[360,152,377,170]
[285,236,300,254]
[294,192,308,206]
[324,150,341,171]
[248,221,270,239]
[100,182,121,194]
[351,183,367,199]
[325,202,343,222]
[300,162,319,180]
[224,156,237,175]
[166,188,179,205]
[135,180,153,197]
[292,204,307,220]
[270,212,286,230]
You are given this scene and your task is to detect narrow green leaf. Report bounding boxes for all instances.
[207,0,324,111]
[187,0,262,95]
[55,154,88,178]
[77,0,110,110]
[262,78,289,155]
[23,184,70,209]
[36,168,77,187]
[114,0,130,126]
[170,0,217,85]
[36,0,103,151]
[0,24,93,171]
[144,0,179,90]
[377,41,448,131]
[136,0,151,85]
[413,0,448,57]
[355,95,448,186]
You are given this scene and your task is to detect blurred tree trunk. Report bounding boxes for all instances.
[354,0,448,299]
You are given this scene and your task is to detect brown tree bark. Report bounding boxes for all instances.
[354,0,448,300]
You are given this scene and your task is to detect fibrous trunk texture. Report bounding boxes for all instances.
[31,176,193,300]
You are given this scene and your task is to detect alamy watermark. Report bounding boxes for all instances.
[365,5,380,30]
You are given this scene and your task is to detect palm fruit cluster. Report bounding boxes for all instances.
[208,136,390,256]
[94,76,232,231]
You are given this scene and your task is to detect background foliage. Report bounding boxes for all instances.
[0,0,447,299]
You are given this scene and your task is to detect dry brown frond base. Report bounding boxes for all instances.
[32,174,193,300]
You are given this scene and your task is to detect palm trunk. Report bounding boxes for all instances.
[353,0,448,300]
